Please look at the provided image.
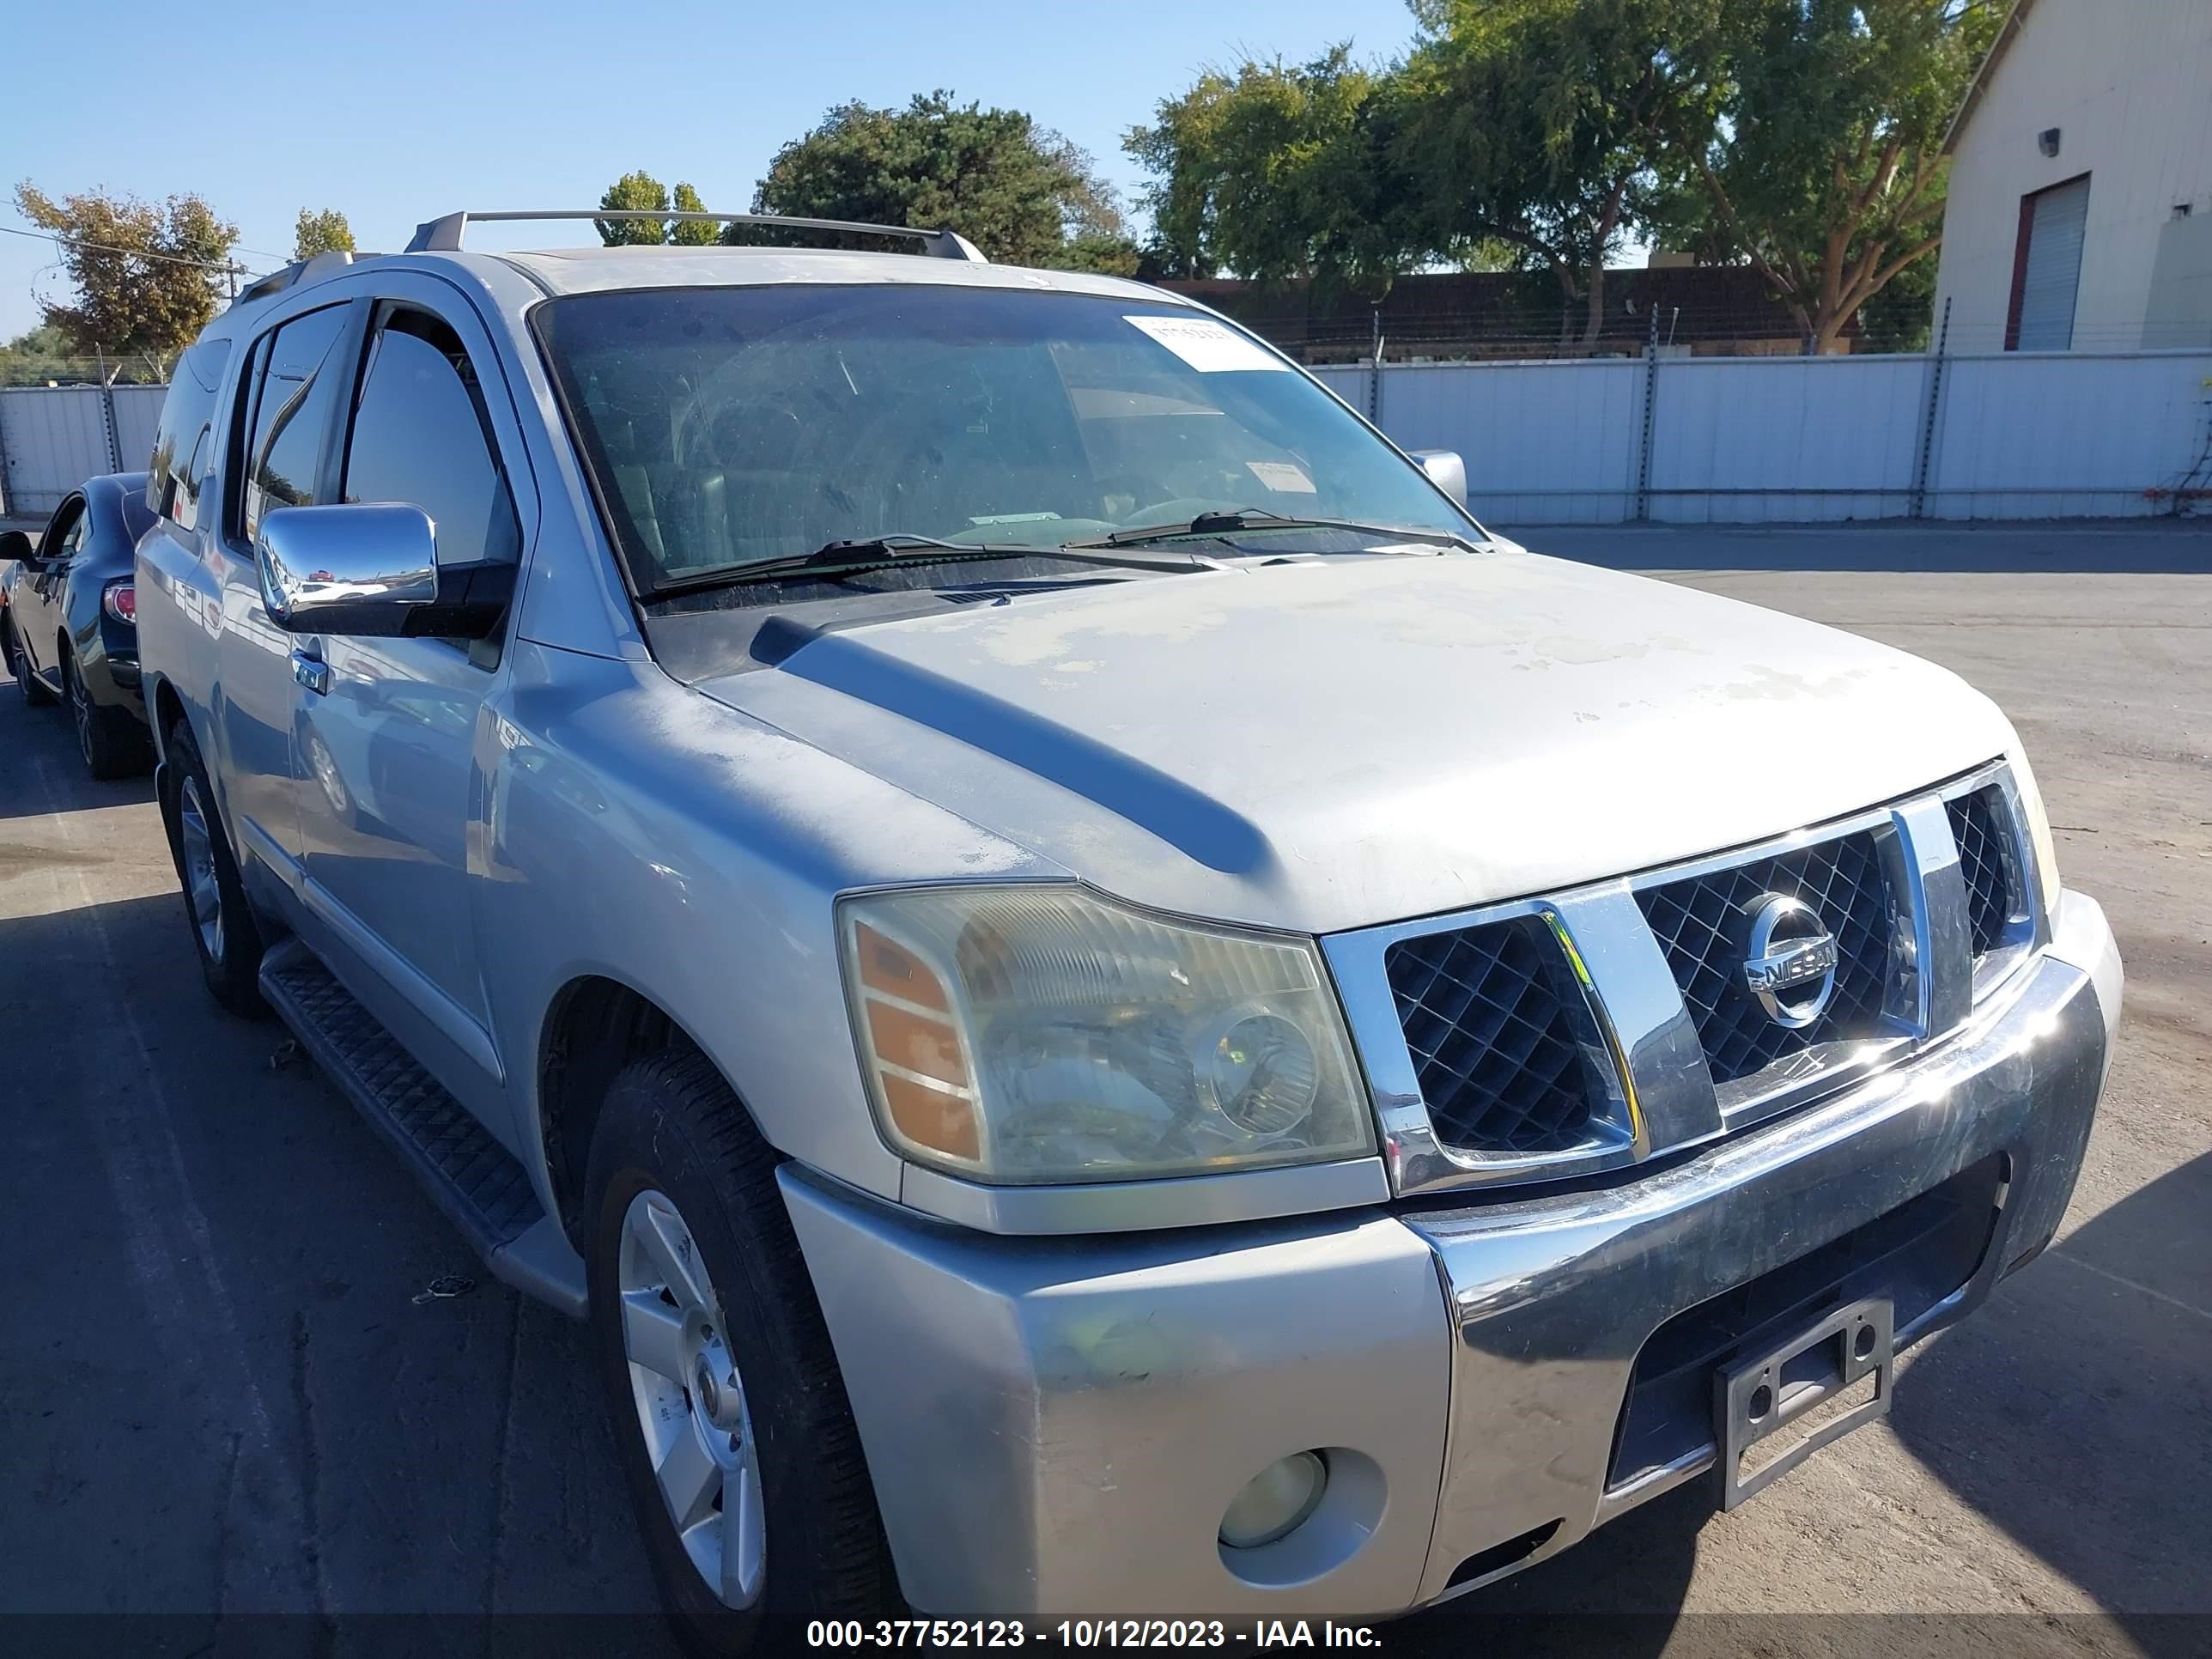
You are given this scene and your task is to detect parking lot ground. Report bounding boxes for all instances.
[1,520,2207,1656]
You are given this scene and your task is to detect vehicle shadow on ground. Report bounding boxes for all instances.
[1508,520,2212,575]
[0,884,670,1635]
[1887,1149,2212,1656]
[0,707,155,824]
[1380,1482,1703,1657]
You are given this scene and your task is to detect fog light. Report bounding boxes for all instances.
[1218,1450,1327,1549]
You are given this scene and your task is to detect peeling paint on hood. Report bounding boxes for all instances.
[693,551,2014,935]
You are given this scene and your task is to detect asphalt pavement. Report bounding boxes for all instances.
[1,520,2206,1656]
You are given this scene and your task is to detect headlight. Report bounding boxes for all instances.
[2005,741,2062,921]
[839,886,1374,1184]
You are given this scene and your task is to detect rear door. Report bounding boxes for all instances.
[289,278,530,1117]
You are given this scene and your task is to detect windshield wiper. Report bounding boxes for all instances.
[1066,509,1483,553]
[650,533,1216,597]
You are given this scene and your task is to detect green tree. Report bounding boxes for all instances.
[597,170,672,245]
[1686,0,1996,353]
[291,207,355,262]
[1396,0,1729,348]
[669,181,720,246]
[0,324,82,385]
[1125,48,1426,297]
[12,183,238,379]
[753,92,1136,270]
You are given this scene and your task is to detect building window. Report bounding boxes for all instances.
[2006,174,2091,351]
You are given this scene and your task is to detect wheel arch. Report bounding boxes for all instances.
[537,973,764,1251]
[149,674,189,755]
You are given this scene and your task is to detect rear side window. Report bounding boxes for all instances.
[241,305,353,544]
[343,309,519,568]
[147,339,232,530]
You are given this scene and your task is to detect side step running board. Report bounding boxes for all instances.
[258,938,586,1316]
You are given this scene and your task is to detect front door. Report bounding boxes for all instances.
[20,494,88,690]
[216,301,362,880]
[292,291,526,1086]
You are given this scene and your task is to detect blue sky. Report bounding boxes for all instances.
[2,0,1426,341]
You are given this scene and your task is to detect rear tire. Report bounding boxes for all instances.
[8,616,55,707]
[159,717,269,1018]
[65,648,151,780]
[584,1048,894,1656]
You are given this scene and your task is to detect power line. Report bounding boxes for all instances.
[0,222,284,275]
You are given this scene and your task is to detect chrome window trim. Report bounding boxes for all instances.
[1327,758,2041,1200]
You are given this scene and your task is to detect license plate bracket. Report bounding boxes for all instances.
[1717,1296,1893,1510]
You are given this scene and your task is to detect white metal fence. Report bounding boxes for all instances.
[1315,347,2212,523]
[0,384,167,518]
[5,351,2209,527]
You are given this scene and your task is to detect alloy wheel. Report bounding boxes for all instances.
[617,1188,767,1609]
[177,774,226,962]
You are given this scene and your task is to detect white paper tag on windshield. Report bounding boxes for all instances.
[1245,459,1316,494]
[1125,314,1288,373]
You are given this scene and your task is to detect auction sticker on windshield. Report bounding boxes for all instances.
[1125,314,1288,373]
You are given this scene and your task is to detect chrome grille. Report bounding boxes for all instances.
[1634,831,1896,1086]
[1947,787,2017,960]
[1324,760,2042,1201]
[1384,918,1605,1153]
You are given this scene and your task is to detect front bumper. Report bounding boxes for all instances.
[783,890,2120,1618]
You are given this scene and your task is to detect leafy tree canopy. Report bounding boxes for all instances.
[598,170,673,245]
[12,183,238,378]
[753,92,1137,273]
[596,171,725,246]
[1682,0,1996,351]
[670,181,720,246]
[1126,48,1427,298]
[0,323,87,385]
[291,207,355,262]
[1127,0,1990,351]
[1397,0,1729,339]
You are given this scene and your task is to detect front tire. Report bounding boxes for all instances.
[8,616,55,707]
[584,1049,894,1656]
[65,648,151,780]
[159,717,268,1017]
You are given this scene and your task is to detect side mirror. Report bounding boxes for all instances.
[1409,449,1468,507]
[258,503,511,639]
[0,529,33,566]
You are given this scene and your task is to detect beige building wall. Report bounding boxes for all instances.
[1934,0,2212,353]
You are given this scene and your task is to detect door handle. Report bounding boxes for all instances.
[290,648,331,696]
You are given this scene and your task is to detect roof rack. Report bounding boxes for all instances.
[232,248,370,306]
[404,210,988,263]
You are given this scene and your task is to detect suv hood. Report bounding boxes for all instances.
[693,552,2014,935]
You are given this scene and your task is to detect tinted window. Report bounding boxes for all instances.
[343,311,519,568]
[244,305,352,543]
[147,338,232,529]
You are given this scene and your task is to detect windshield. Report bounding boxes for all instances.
[532,285,1480,595]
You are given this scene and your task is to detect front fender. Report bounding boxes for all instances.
[477,642,1062,1213]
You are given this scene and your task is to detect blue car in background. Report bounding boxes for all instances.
[1,471,156,778]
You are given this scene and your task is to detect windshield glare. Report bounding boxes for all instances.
[533,285,1478,593]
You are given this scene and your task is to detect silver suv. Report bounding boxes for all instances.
[136,209,2122,1651]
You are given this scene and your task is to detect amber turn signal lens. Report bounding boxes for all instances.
[848,917,981,1167]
